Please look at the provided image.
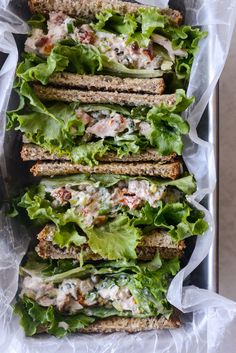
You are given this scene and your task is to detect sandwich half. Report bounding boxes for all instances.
[15,252,181,337]
[17,174,208,261]
[8,83,192,168]
[16,0,206,88]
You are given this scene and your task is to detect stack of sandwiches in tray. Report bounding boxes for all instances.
[8,0,208,337]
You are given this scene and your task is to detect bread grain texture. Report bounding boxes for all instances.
[36,224,185,261]
[21,143,177,163]
[79,316,181,333]
[49,73,165,94]
[36,315,180,334]
[30,161,182,179]
[33,84,177,107]
[28,0,183,26]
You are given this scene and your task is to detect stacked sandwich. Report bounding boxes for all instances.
[8,0,208,337]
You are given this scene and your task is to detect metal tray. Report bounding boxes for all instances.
[189,88,219,292]
[0,0,219,293]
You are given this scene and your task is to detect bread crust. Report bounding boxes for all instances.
[28,0,183,26]
[30,161,182,179]
[21,143,177,164]
[49,73,165,95]
[33,84,177,107]
[36,224,185,261]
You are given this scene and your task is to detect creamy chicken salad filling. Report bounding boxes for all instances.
[47,179,166,227]
[21,274,140,315]
[25,11,186,71]
[75,108,152,141]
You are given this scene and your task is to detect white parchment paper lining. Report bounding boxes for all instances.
[0,0,236,352]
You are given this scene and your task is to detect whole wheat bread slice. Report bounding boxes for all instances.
[30,160,182,179]
[21,143,177,164]
[36,314,180,334]
[36,224,185,261]
[33,84,177,107]
[49,73,165,95]
[80,315,181,333]
[28,0,183,27]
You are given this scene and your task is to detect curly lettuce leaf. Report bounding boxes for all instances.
[53,224,87,248]
[166,25,207,56]
[145,89,193,155]
[22,252,81,278]
[148,110,189,155]
[157,175,196,195]
[14,297,95,338]
[86,215,142,260]
[94,10,137,37]
[17,51,69,85]
[21,251,179,283]
[27,14,47,30]
[129,257,179,316]
[106,133,142,158]
[162,25,207,80]
[169,88,195,113]
[7,81,84,157]
[17,43,103,84]
[139,8,166,38]
[94,8,166,46]
[53,43,103,74]
[71,140,109,166]
[132,201,208,241]
[18,184,60,225]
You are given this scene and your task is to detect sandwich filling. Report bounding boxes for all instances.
[25,12,177,72]
[21,273,140,315]
[47,179,167,227]
[17,8,206,83]
[7,84,193,164]
[16,174,208,261]
[15,253,180,337]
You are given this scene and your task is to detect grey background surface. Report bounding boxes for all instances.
[219,29,236,300]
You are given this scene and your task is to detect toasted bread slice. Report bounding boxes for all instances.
[21,143,177,164]
[28,0,183,27]
[79,315,181,332]
[36,224,185,261]
[48,73,165,95]
[33,84,177,107]
[30,160,183,179]
[36,314,180,334]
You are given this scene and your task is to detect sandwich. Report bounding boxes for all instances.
[16,174,208,262]
[14,252,181,337]
[16,0,206,89]
[8,81,192,169]
[9,0,208,338]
